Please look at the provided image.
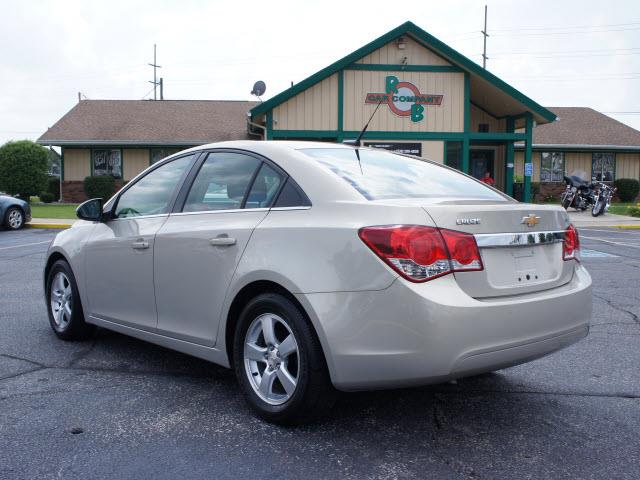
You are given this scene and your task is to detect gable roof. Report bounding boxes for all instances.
[38,100,256,146]
[250,21,556,124]
[527,107,640,149]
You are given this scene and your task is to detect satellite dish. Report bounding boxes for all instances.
[251,80,266,97]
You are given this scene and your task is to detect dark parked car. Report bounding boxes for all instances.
[0,195,31,230]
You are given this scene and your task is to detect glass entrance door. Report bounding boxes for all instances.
[470,149,495,181]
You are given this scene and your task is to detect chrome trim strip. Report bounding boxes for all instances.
[169,208,270,217]
[269,206,311,211]
[474,230,565,248]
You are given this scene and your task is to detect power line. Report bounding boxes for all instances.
[491,21,640,32]
[492,26,640,37]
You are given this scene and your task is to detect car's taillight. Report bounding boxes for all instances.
[358,225,483,283]
[563,224,580,261]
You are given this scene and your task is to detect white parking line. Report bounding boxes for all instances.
[0,240,50,251]
[581,228,640,234]
[580,236,640,249]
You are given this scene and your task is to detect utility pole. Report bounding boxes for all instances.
[481,5,489,69]
[148,44,162,100]
[159,78,164,100]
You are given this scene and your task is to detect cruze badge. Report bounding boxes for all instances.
[521,214,541,227]
[456,218,481,225]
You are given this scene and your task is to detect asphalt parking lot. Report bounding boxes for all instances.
[1,227,639,479]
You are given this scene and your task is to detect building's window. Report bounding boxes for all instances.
[478,123,489,133]
[592,152,615,181]
[540,152,565,182]
[151,148,182,164]
[446,141,462,171]
[92,149,122,178]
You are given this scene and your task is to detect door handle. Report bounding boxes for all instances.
[209,235,236,247]
[132,239,149,249]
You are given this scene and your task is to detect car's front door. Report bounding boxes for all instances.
[84,154,196,330]
[153,151,285,346]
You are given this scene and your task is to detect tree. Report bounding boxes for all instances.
[0,140,49,200]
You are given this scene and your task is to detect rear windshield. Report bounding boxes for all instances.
[301,148,507,201]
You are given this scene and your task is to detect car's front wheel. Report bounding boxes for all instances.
[4,207,24,230]
[233,293,335,424]
[46,260,94,340]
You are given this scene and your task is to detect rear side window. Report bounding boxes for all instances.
[245,163,284,209]
[274,179,311,207]
[183,152,261,212]
[301,148,507,202]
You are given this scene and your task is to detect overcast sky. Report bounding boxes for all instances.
[1,0,639,145]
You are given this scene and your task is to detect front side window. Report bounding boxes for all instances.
[92,149,122,178]
[182,152,261,212]
[592,153,615,181]
[302,148,507,202]
[540,152,564,182]
[115,155,193,218]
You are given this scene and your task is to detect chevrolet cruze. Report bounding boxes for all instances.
[44,141,592,423]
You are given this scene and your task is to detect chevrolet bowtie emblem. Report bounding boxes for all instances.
[521,214,541,227]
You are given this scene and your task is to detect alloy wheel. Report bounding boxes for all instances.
[8,209,23,229]
[243,313,299,405]
[50,272,73,330]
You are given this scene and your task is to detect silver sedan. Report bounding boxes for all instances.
[44,141,591,423]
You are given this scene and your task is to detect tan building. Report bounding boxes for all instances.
[514,107,640,199]
[38,21,640,203]
[248,21,559,202]
[38,100,255,202]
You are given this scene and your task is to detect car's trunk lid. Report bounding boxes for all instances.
[422,202,573,298]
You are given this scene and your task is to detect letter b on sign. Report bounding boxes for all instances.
[411,104,424,123]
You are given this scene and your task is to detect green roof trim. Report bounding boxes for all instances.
[250,21,556,123]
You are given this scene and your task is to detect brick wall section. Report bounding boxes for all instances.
[538,183,566,201]
[62,180,124,203]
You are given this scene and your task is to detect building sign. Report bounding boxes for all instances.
[524,162,533,177]
[364,142,422,156]
[365,75,443,123]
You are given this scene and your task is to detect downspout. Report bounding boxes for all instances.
[247,113,267,141]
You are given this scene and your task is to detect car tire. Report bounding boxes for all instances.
[46,260,94,340]
[4,207,24,230]
[233,292,336,424]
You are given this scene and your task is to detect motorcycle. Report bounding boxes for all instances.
[560,175,616,217]
[591,182,616,217]
[560,175,594,212]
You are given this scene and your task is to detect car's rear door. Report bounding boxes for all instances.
[153,151,285,346]
[84,154,196,330]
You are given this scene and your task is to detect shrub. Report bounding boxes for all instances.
[0,140,49,201]
[47,176,61,201]
[40,192,55,203]
[628,204,640,217]
[614,178,640,202]
[84,176,116,200]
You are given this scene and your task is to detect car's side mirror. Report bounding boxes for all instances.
[76,198,104,222]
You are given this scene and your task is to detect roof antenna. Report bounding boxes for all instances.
[344,98,384,147]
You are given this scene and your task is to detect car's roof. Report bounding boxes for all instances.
[183,140,355,155]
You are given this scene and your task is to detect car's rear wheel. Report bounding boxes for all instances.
[233,293,335,424]
[5,207,24,230]
[46,260,94,340]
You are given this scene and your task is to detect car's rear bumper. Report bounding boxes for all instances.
[298,263,592,391]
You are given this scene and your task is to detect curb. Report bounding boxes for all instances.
[27,223,72,229]
[613,224,640,229]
